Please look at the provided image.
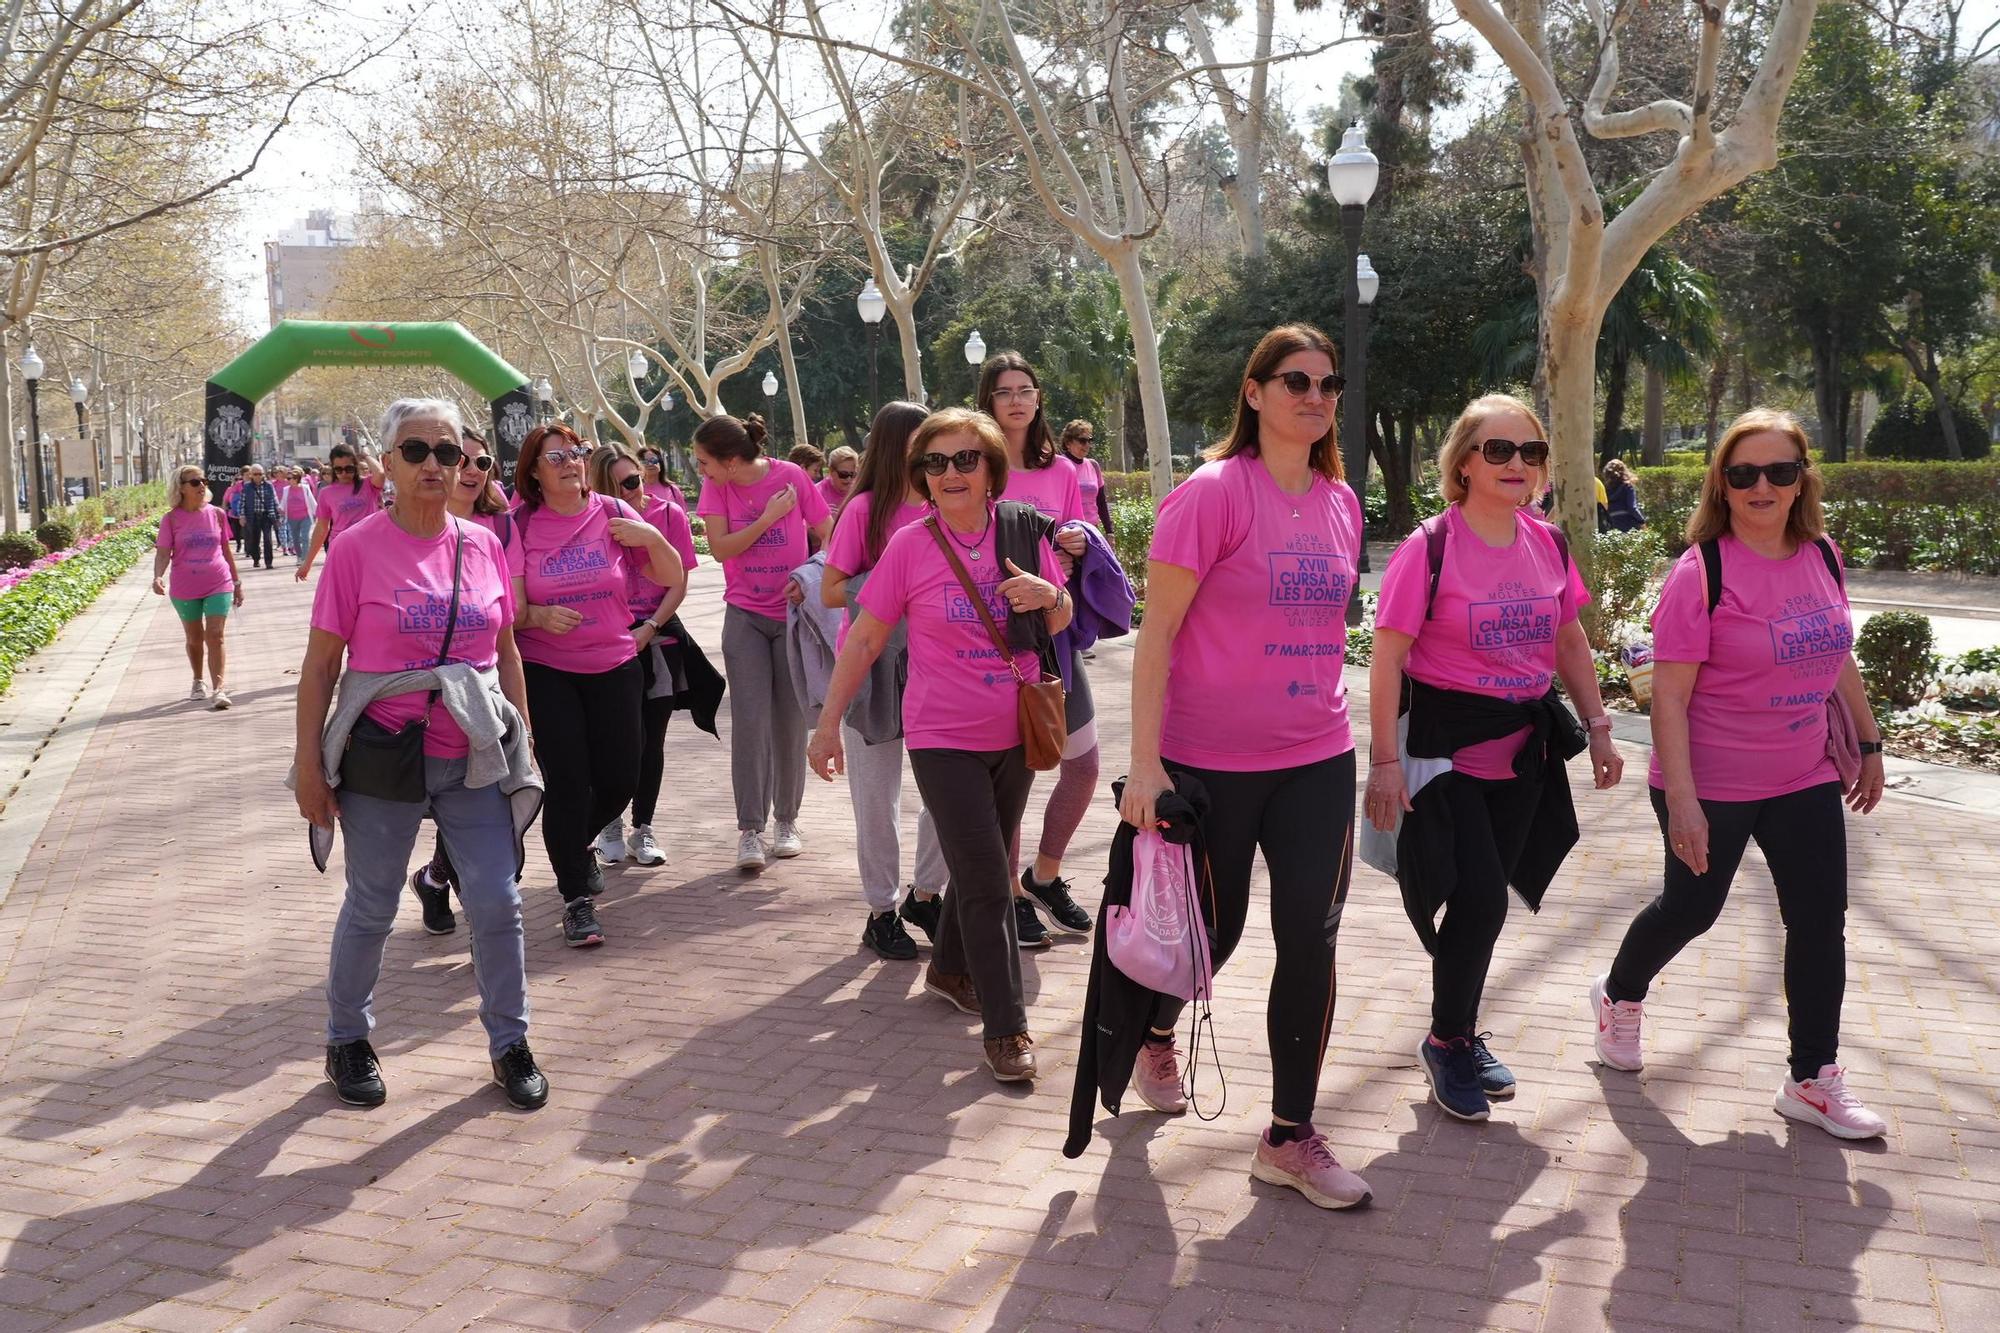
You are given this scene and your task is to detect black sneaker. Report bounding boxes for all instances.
[491,1040,549,1110]
[1020,870,1093,935]
[410,868,457,935]
[1014,896,1051,950]
[899,893,942,944]
[1419,1036,1490,1122]
[862,910,919,961]
[325,1039,386,1107]
[563,898,606,948]
[1469,1032,1517,1098]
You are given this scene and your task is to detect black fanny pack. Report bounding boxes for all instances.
[338,523,465,804]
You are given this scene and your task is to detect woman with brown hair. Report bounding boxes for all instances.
[1059,419,1112,530]
[1591,409,1887,1139]
[1119,323,1371,1209]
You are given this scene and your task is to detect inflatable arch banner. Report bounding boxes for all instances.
[203,320,534,486]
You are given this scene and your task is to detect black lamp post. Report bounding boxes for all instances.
[69,377,93,497]
[857,278,887,419]
[1327,123,1380,594]
[17,343,45,526]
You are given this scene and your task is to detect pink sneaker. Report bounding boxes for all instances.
[1133,1039,1188,1114]
[1250,1127,1372,1210]
[1776,1065,1888,1140]
[1590,975,1644,1071]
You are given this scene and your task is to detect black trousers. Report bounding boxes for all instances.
[632,642,673,828]
[1607,782,1848,1082]
[1156,750,1356,1124]
[1430,773,1541,1038]
[910,746,1035,1040]
[242,514,276,567]
[524,658,642,900]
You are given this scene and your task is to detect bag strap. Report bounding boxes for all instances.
[437,520,466,666]
[1699,537,1723,615]
[924,516,1029,686]
[1814,535,1843,589]
[1421,513,1449,620]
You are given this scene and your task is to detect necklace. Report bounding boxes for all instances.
[942,510,992,560]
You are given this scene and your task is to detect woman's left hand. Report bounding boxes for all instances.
[607,517,656,549]
[1054,524,1088,557]
[998,559,1056,613]
[1587,729,1623,789]
[785,581,805,606]
[633,622,659,650]
[1847,751,1885,813]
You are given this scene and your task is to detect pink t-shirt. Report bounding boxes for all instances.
[1075,457,1107,519]
[858,511,1065,752]
[1000,453,1088,526]
[157,505,234,601]
[626,495,695,619]
[285,481,316,519]
[317,478,385,537]
[1376,506,1590,779]
[696,458,830,618]
[825,490,932,651]
[1647,535,1851,801]
[643,479,686,512]
[508,494,657,674]
[1149,453,1361,771]
[818,476,850,516]
[309,512,514,758]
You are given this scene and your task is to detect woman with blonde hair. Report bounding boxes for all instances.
[152,465,243,707]
[819,444,860,514]
[1591,409,1887,1139]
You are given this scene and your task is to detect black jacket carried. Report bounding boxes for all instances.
[655,614,726,736]
[1396,677,1586,955]
[1064,774,1213,1160]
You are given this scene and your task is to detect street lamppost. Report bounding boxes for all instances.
[856,277,887,417]
[627,348,647,383]
[761,370,779,442]
[1327,120,1379,569]
[534,376,554,423]
[69,377,95,497]
[11,426,23,516]
[17,342,46,526]
[962,329,986,405]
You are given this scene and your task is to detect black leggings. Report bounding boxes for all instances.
[1430,774,1540,1039]
[242,514,276,567]
[524,658,642,900]
[1607,782,1847,1082]
[1156,750,1356,1124]
[632,642,674,828]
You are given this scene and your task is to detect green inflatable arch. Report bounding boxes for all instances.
[203,320,534,485]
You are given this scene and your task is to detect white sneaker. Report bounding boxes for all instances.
[770,821,804,859]
[1590,974,1644,1072]
[627,825,665,866]
[1776,1065,1889,1140]
[187,680,206,701]
[735,830,767,872]
[592,821,626,864]
[210,687,231,711]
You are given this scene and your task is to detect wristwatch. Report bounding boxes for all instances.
[1857,740,1884,755]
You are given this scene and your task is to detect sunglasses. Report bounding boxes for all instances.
[919,449,984,476]
[180,477,204,487]
[617,474,643,491]
[332,465,357,475]
[1260,371,1346,398]
[832,469,856,481]
[1070,436,1093,446]
[641,454,661,467]
[1479,438,1550,466]
[541,445,593,465]
[467,454,494,471]
[1724,460,1806,490]
[396,439,465,466]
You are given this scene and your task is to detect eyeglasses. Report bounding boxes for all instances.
[1479,438,1550,466]
[990,387,1039,404]
[617,474,643,491]
[541,445,593,465]
[832,469,856,481]
[1260,371,1346,398]
[919,449,983,476]
[396,439,465,467]
[467,454,494,471]
[1724,460,1805,489]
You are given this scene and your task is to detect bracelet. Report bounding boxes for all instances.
[1585,715,1613,731]
[1857,739,1884,755]
[1370,758,1400,767]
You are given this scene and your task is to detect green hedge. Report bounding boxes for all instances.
[0,522,159,695]
[1634,461,2000,573]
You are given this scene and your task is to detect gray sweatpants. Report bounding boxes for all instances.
[722,603,806,832]
[842,721,947,913]
[326,756,528,1058]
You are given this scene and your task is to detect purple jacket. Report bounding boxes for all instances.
[1055,521,1135,684]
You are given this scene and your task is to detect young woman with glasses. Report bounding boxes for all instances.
[152,465,243,708]
[807,408,1072,1083]
[694,412,833,871]
[1592,409,1887,1140]
[1368,393,1622,1124]
[296,441,385,581]
[975,352,1098,949]
[512,424,683,948]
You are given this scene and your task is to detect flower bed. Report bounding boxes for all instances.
[0,520,160,695]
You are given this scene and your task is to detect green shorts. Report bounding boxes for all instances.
[171,592,233,623]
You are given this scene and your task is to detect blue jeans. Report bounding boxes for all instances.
[289,516,313,562]
[326,755,529,1057]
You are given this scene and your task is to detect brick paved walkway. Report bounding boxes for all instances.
[0,559,1996,1332]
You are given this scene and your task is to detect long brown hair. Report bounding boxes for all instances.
[976,351,1055,470]
[1203,323,1345,481]
[1686,408,1825,547]
[458,427,509,517]
[515,422,586,512]
[850,401,929,569]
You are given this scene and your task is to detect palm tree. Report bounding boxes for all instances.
[1597,249,1720,461]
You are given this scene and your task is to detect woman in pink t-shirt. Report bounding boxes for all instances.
[152,465,243,707]
[808,409,1072,1083]
[695,412,832,871]
[1594,409,1888,1140]
[639,447,687,511]
[1059,418,1112,531]
[511,423,682,948]
[1367,393,1622,1124]
[819,445,858,516]
[1119,324,1371,1210]
[296,441,385,582]
[293,397,547,1111]
[976,351,1099,947]
[818,402,949,961]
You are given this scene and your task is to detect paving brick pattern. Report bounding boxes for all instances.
[0,560,1996,1331]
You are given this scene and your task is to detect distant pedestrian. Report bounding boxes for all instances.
[240,464,280,569]
[1601,458,1646,531]
[297,442,385,581]
[1059,419,1112,531]
[285,467,317,562]
[819,445,859,515]
[152,465,242,708]
[789,442,825,481]
[640,447,687,510]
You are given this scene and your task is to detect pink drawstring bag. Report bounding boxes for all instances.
[1105,830,1213,1001]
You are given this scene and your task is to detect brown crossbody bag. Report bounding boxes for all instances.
[925,517,1066,770]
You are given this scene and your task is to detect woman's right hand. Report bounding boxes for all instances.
[806,724,844,781]
[531,604,583,635]
[297,770,339,830]
[150,576,165,596]
[1665,790,1709,875]
[761,484,799,523]
[1118,759,1173,831]
[1364,760,1413,831]
[294,563,311,583]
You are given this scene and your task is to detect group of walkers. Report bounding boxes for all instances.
[149,319,1891,1213]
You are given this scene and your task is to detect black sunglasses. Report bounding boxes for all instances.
[331,464,357,475]
[179,477,204,487]
[1479,438,1550,466]
[641,453,662,467]
[919,449,983,476]
[1260,370,1345,398]
[1724,460,1806,490]
[832,469,856,481]
[396,439,465,467]
[617,474,643,491]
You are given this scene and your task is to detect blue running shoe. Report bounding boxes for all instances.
[1420,1036,1491,1122]
[1469,1032,1516,1098]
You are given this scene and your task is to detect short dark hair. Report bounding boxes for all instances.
[908,409,1010,503]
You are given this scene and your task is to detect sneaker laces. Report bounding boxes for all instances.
[1141,1041,1180,1081]
[1294,1129,1339,1171]
[334,1042,378,1081]
[1810,1066,1862,1107]
[1607,998,1643,1045]
[496,1043,536,1079]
